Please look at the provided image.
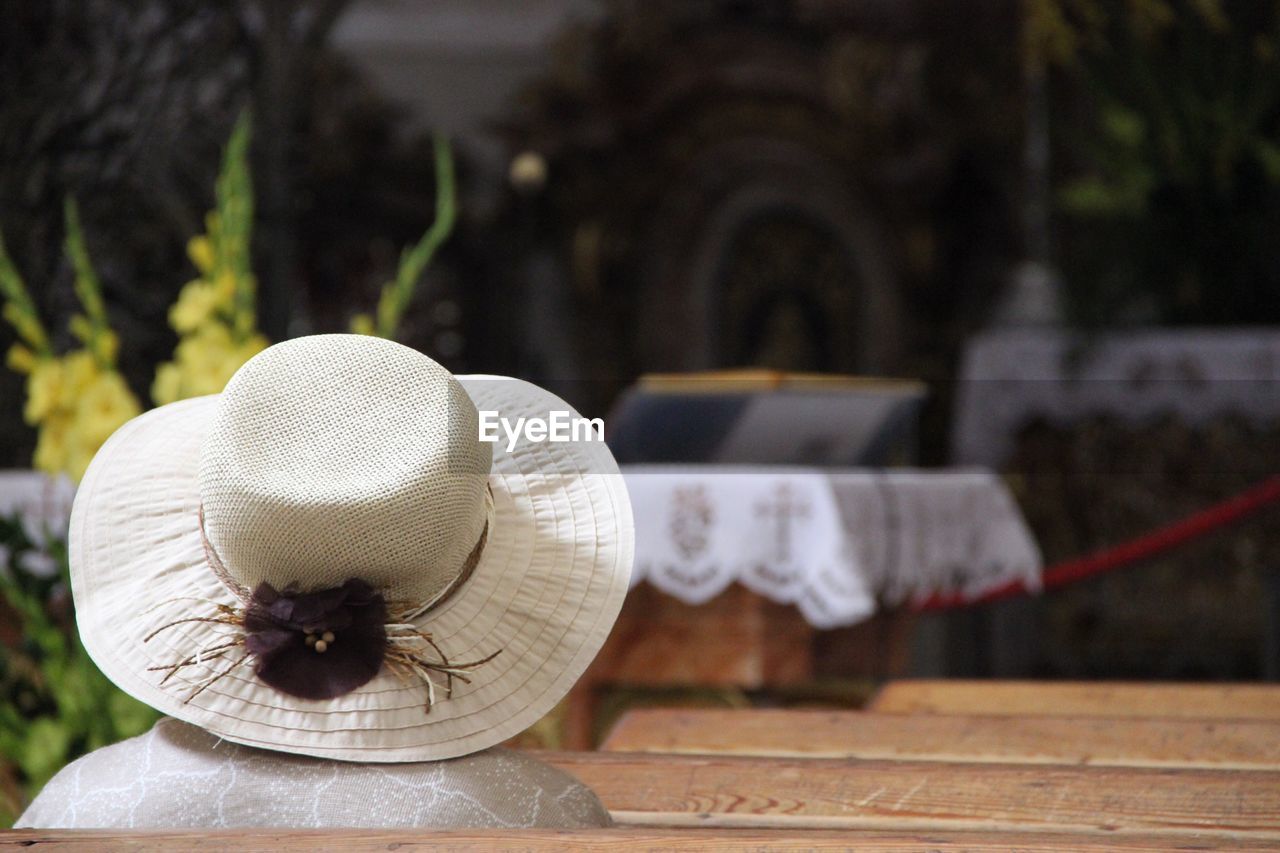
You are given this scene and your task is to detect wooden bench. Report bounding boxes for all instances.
[601,708,1280,769]
[5,827,1278,850]
[538,751,1280,838]
[12,747,1280,840]
[12,681,1280,848]
[868,680,1280,719]
[580,681,1280,844]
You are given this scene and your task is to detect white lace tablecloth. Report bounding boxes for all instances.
[953,328,1280,465]
[623,466,1042,628]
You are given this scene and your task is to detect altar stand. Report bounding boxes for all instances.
[560,465,1042,747]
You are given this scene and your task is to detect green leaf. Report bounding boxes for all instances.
[0,233,51,356]
[1101,105,1147,149]
[18,717,72,789]
[63,197,114,370]
[1253,138,1280,182]
[372,135,457,340]
[107,691,157,740]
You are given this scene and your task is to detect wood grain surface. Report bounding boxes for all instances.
[3,828,1277,851]
[600,708,1280,769]
[869,680,1280,720]
[539,751,1280,837]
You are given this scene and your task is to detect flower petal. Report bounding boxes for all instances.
[241,578,390,700]
[253,622,386,700]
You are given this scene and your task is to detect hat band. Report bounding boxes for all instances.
[197,484,495,616]
[395,484,495,621]
[143,487,501,708]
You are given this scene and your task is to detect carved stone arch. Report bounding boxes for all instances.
[638,136,901,374]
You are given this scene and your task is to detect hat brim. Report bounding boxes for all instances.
[69,376,633,762]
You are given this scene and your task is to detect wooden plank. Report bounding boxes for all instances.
[538,752,1280,837]
[2,828,1276,851]
[868,680,1280,720]
[600,708,1280,770]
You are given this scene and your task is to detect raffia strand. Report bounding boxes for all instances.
[142,597,502,711]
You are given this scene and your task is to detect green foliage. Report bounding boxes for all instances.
[152,111,269,408]
[0,116,458,828]
[350,135,457,340]
[63,198,116,370]
[0,513,159,826]
[218,112,258,343]
[0,234,52,363]
[1050,0,1280,326]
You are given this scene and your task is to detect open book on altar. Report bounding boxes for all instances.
[606,370,926,466]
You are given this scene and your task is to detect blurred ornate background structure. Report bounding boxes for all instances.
[3,0,1279,825]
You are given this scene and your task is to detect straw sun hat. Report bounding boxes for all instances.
[69,334,633,762]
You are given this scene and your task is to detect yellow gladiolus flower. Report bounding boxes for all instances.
[182,359,233,398]
[65,444,97,483]
[187,236,214,275]
[182,320,233,353]
[151,362,181,407]
[61,350,98,397]
[161,323,242,398]
[237,332,268,361]
[6,343,35,374]
[153,113,268,408]
[69,313,94,345]
[212,270,237,305]
[24,359,64,424]
[72,370,141,450]
[349,313,376,336]
[32,413,70,475]
[169,282,220,333]
[97,327,120,366]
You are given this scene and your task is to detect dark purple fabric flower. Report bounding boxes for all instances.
[243,578,387,700]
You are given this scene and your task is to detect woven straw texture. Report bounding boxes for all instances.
[68,335,633,762]
[201,335,491,605]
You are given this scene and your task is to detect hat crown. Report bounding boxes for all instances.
[198,335,492,605]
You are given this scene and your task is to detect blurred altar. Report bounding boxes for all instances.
[3,0,1280,822]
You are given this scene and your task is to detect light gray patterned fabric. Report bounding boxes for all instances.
[17,718,610,829]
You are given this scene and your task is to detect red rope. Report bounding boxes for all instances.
[914,474,1280,612]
